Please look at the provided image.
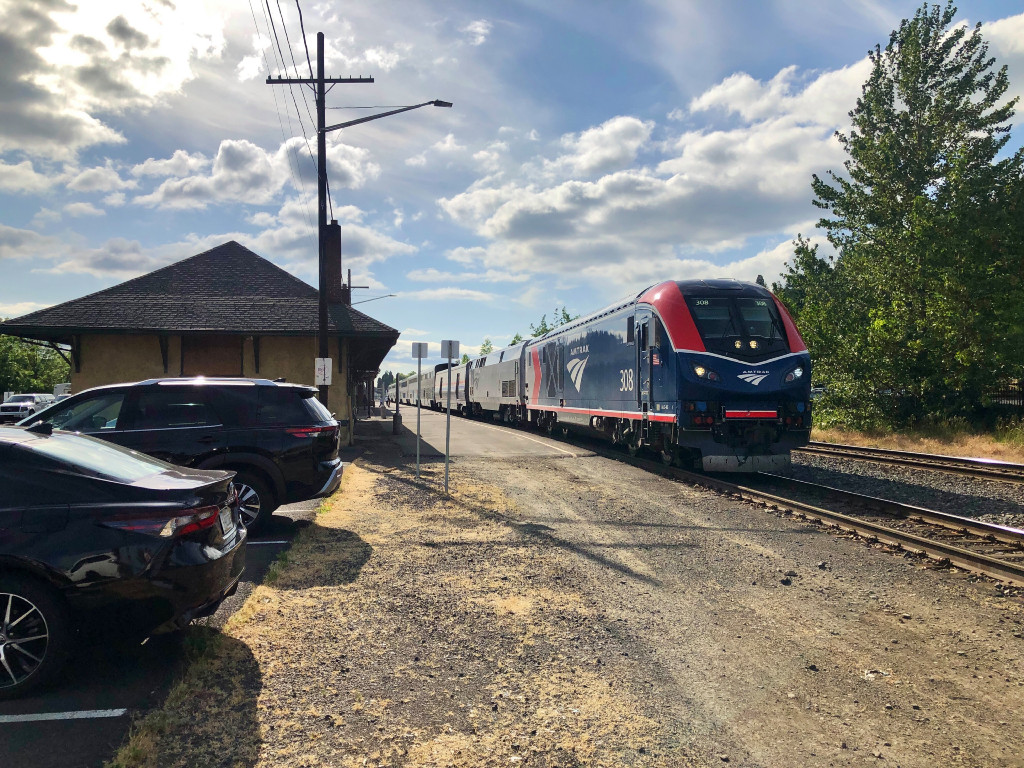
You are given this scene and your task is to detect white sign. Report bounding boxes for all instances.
[440,339,460,359]
[315,358,333,386]
[3,392,12,403]
[411,342,429,359]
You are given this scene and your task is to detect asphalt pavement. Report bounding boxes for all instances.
[0,497,323,768]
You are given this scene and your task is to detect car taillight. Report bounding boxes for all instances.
[285,425,337,438]
[101,505,220,537]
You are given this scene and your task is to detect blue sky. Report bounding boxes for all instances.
[2,0,1022,376]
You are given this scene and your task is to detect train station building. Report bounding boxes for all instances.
[0,234,398,444]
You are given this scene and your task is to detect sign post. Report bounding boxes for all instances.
[411,342,429,480]
[314,358,332,386]
[440,340,459,494]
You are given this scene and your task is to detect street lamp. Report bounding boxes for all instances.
[268,32,451,410]
[325,100,453,133]
[316,99,452,409]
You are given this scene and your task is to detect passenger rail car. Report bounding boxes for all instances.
[459,279,811,471]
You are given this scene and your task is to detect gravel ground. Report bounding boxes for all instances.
[111,428,1024,768]
[781,454,1024,528]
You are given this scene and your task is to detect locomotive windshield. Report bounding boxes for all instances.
[687,296,789,360]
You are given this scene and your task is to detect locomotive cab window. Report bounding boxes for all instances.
[626,316,635,344]
[686,295,789,360]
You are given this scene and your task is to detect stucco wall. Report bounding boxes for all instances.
[70,333,356,444]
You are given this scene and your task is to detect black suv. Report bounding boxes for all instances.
[20,378,342,533]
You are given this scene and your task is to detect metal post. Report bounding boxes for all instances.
[445,360,452,494]
[416,358,422,480]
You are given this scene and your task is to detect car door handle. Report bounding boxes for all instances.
[197,435,218,443]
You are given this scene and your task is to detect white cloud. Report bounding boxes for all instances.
[985,13,1024,105]
[438,56,872,283]
[0,300,51,318]
[407,267,530,284]
[0,0,228,159]
[461,20,492,46]
[131,150,211,178]
[0,224,62,261]
[132,138,378,210]
[31,208,62,227]
[67,165,136,193]
[547,116,654,177]
[64,202,105,217]
[433,134,465,153]
[399,287,499,302]
[0,160,58,194]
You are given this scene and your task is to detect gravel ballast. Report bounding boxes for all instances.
[783,453,1024,528]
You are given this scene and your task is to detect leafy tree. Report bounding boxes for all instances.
[510,332,524,345]
[0,330,70,397]
[378,370,396,391]
[460,353,470,365]
[480,338,494,354]
[529,306,579,337]
[529,314,551,337]
[555,306,578,326]
[781,1,1024,427]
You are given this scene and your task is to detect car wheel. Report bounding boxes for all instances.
[0,575,72,700]
[233,471,276,535]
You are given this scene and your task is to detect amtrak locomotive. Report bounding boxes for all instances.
[397,279,812,471]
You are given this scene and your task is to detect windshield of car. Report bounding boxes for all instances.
[21,432,174,482]
[38,392,125,432]
[6,395,35,403]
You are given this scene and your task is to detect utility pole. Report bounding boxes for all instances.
[267,33,373,407]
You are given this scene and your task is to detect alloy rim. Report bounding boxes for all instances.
[235,483,262,527]
[0,592,49,689]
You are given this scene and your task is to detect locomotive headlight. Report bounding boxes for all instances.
[693,364,721,382]
[784,366,804,383]
[734,340,742,349]
[749,340,759,349]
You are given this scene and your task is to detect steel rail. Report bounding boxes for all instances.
[577,441,1024,587]
[756,473,1024,546]
[796,442,1024,483]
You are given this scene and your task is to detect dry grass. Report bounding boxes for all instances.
[107,458,685,768]
[812,426,1024,463]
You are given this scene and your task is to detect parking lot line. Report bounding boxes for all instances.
[0,708,127,724]
[247,540,289,545]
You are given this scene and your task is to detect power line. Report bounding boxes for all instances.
[294,0,314,80]
[248,0,316,248]
[261,0,320,214]
[275,0,316,128]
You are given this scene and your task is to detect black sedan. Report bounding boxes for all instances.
[0,424,246,699]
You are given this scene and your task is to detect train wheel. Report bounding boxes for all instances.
[660,446,678,466]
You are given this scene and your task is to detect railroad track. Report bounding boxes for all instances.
[796,441,1024,484]
[574,438,1024,587]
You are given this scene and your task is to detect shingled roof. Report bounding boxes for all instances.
[0,241,398,343]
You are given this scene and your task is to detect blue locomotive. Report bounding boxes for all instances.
[412,279,811,471]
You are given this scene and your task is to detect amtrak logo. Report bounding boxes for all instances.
[738,371,769,386]
[567,356,589,392]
